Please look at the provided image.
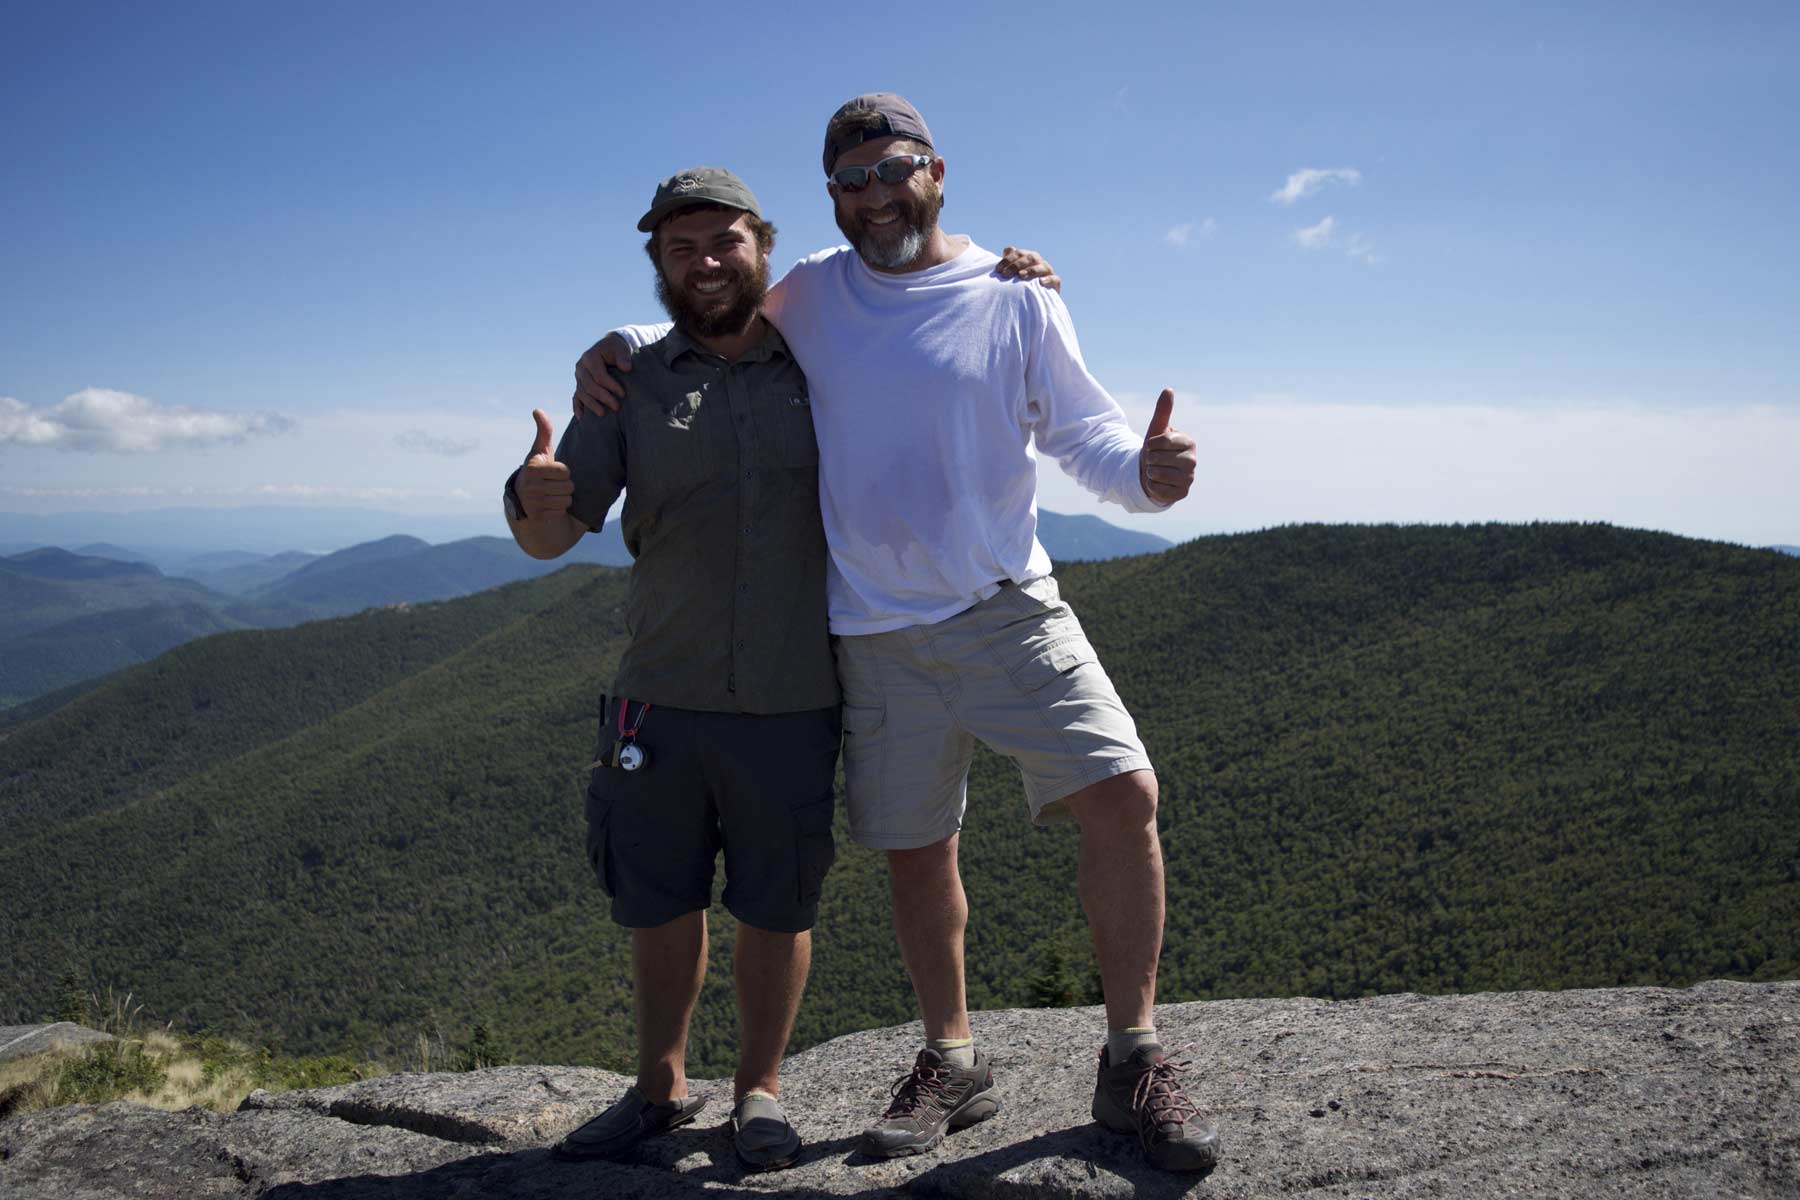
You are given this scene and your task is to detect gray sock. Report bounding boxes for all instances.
[1107,1027,1160,1064]
[737,1090,785,1124]
[928,1037,977,1068]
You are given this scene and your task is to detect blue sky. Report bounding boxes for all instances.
[3,1,1797,548]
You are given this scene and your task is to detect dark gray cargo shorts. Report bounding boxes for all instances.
[584,699,840,933]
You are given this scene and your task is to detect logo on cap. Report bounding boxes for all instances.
[672,176,702,192]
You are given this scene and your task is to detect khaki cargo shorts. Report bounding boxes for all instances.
[832,576,1151,849]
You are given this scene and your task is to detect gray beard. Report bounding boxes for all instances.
[856,224,928,271]
[838,183,943,272]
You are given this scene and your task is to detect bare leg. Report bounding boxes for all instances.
[885,832,971,1042]
[632,910,707,1103]
[734,925,811,1099]
[1064,770,1163,1031]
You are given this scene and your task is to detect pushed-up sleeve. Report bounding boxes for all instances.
[1021,290,1168,513]
[611,322,674,351]
[557,404,627,533]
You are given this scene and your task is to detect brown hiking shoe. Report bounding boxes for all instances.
[1092,1044,1220,1172]
[860,1047,1000,1158]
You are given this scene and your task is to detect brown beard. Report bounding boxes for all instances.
[655,253,770,338]
[835,180,943,271]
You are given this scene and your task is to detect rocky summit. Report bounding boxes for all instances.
[2,981,1794,1199]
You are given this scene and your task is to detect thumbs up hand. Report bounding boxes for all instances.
[1138,389,1197,506]
[519,408,573,521]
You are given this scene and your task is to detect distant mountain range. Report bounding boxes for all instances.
[0,507,516,559]
[1035,510,1172,560]
[0,510,1169,708]
[191,551,325,596]
[0,548,228,640]
[1771,544,1800,557]
[0,532,624,708]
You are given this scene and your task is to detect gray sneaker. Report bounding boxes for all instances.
[552,1086,707,1161]
[732,1094,802,1172]
[860,1048,1000,1158]
[1092,1044,1220,1172]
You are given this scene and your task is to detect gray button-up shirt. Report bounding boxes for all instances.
[559,324,838,714]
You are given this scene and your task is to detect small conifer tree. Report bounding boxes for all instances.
[1028,944,1078,1008]
[55,970,87,1026]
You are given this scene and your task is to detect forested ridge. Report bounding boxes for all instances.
[2,523,1795,1077]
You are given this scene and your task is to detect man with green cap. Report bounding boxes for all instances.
[504,166,838,1171]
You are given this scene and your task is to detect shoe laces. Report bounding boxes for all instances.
[884,1053,954,1119]
[1129,1051,1202,1135]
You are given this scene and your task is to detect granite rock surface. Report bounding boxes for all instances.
[1,981,1794,1199]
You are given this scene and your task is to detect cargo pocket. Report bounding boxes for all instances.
[585,776,617,898]
[792,793,836,905]
[990,590,1098,692]
[1008,635,1096,692]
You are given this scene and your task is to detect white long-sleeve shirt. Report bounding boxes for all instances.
[620,238,1163,635]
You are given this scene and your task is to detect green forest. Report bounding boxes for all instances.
[2,523,1796,1077]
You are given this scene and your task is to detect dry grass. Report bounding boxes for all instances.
[0,1049,66,1116]
[0,1002,387,1118]
[3,985,427,1118]
[130,1052,258,1112]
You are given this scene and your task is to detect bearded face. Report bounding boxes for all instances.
[834,172,944,272]
[655,246,770,338]
[649,208,772,338]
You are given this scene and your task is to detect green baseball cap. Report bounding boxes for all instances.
[636,166,762,233]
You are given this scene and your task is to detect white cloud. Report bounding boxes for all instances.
[0,405,528,514]
[0,397,61,446]
[395,430,480,457]
[1293,216,1337,248]
[1164,218,1216,247]
[1290,218,1380,263]
[1270,167,1362,205]
[1344,232,1381,265]
[0,388,293,453]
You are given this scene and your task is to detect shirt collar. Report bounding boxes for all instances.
[657,320,792,368]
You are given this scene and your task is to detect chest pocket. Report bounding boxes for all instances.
[755,381,818,470]
[630,384,716,489]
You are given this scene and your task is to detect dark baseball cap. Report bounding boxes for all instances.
[822,93,935,175]
[636,167,762,233]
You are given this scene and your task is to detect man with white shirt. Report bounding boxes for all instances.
[580,93,1212,1172]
